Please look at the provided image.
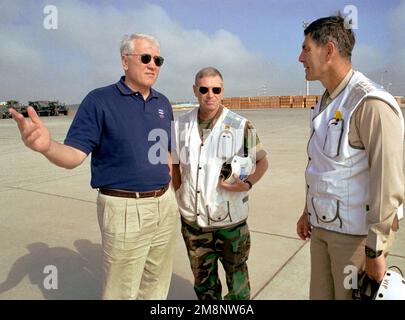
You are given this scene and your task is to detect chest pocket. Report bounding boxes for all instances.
[323,117,344,158]
[217,130,235,160]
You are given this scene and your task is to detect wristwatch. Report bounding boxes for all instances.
[365,246,383,259]
[244,180,253,190]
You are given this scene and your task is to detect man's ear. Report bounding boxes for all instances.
[122,55,129,71]
[193,84,198,98]
[325,41,336,61]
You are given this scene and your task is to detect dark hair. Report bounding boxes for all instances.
[304,16,355,60]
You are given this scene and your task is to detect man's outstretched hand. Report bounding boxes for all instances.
[9,106,51,154]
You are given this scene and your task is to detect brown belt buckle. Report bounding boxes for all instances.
[135,192,140,199]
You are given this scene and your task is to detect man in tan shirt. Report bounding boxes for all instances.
[296,16,404,299]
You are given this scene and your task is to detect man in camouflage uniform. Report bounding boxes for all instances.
[181,220,252,299]
[172,67,268,300]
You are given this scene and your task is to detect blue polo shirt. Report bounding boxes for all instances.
[64,76,173,191]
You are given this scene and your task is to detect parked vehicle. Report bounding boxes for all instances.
[56,102,69,115]
[48,101,69,116]
[0,107,11,119]
[28,101,52,117]
[0,100,20,119]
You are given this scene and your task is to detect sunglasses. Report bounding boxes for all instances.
[126,53,164,67]
[198,86,222,95]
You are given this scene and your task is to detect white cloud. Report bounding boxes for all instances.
[4,1,403,103]
[348,0,405,95]
[352,44,384,75]
[0,0,305,104]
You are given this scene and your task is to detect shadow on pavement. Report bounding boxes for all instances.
[0,239,102,299]
[0,240,200,300]
[167,273,196,300]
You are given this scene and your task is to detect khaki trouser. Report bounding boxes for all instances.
[97,188,178,300]
[310,227,395,300]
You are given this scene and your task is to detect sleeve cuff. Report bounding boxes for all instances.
[64,139,92,155]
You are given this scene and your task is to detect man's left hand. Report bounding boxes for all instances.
[218,174,250,192]
[365,255,386,283]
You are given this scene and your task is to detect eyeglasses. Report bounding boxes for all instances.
[198,86,222,95]
[126,53,164,67]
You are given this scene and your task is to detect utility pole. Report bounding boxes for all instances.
[380,70,387,88]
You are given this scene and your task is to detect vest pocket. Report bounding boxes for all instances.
[206,201,233,225]
[311,197,342,228]
[323,118,344,157]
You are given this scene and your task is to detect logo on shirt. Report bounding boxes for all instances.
[158,108,165,119]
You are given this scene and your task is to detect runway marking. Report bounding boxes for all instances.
[251,241,309,299]
[250,229,301,241]
[7,186,96,204]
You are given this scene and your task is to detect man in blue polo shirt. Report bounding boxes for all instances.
[9,33,178,300]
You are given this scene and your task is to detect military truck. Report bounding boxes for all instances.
[0,107,10,119]
[28,101,52,117]
[57,102,69,115]
[19,105,28,117]
[48,101,59,116]
[1,100,69,118]
[0,100,20,119]
[48,101,69,116]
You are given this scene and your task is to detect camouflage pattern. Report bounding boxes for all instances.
[181,220,251,300]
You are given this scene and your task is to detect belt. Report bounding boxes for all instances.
[99,185,169,199]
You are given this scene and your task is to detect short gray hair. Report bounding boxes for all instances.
[120,33,160,55]
[195,67,223,85]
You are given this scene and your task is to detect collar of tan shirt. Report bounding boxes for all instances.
[320,69,354,112]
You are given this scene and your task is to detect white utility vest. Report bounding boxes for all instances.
[175,107,249,229]
[306,71,404,235]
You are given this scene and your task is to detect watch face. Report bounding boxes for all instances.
[365,247,383,258]
[375,250,383,258]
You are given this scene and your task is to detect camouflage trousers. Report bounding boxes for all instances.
[181,219,251,300]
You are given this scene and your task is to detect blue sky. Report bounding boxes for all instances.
[1,0,404,104]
